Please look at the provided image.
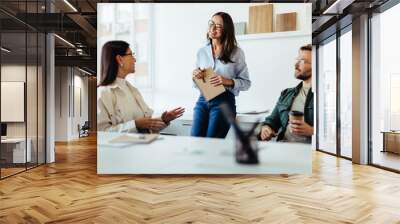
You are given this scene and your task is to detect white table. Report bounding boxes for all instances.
[1,138,31,163]
[97,132,312,175]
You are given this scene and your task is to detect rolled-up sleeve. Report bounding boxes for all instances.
[229,48,251,95]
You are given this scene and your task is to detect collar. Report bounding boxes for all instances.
[107,77,126,89]
[302,80,311,89]
[294,82,303,94]
[294,81,313,94]
[107,82,119,89]
[206,42,215,69]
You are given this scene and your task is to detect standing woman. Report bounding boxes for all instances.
[98,40,185,133]
[191,12,251,138]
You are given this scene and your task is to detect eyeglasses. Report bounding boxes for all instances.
[208,20,223,30]
[295,58,311,65]
[122,52,135,58]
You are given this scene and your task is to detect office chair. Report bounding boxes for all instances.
[78,121,90,138]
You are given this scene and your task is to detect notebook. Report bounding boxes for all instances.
[108,133,159,144]
[193,67,225,101]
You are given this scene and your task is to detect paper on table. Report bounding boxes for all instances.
[193,67,225,101]
[108,133,159,144]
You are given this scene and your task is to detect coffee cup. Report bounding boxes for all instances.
[289,110,304,122]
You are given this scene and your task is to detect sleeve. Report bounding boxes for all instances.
[262,90,286,132]
[192,49,202,89]
[133,87,154,118]
[230,48,251,93]
[97,94,138,133]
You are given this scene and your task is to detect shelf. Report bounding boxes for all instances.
[236,30,310,41]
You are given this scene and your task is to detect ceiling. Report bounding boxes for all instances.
[0,0,98,73]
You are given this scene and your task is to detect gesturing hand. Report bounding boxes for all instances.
[161,107,185,124]
[135,117,166,132]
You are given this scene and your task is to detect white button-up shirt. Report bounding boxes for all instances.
[97,77,153,132]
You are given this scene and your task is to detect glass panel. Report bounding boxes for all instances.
[339,29,352,158]
[28,0,39,169]
[38,32,45,165]
[1,31,27,177]
[0,1,46,178]
[371,4,400,171]
[318,37,337,154]
[27,31,38,169]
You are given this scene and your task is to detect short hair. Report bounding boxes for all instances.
[300,44,312,52]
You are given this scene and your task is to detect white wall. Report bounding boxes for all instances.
[72,74,89,137]
[55,67,89,141]
[1,65,38,137]
[55,67,68,141]
[1,66,26,124]
[1,64,46,163]
[1,82,25,122]
[145,3,311,116]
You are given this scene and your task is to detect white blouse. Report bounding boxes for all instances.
[97,77,153,132]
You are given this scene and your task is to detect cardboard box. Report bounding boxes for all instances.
[275,12,297,32]
[248,4,273,34]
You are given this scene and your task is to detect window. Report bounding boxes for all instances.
[370,3,400,171]
[390,74,400,130]
[317,37,337,154]
[339,29,352,158]
[97,4,154,91]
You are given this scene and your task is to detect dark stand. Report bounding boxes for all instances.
[220,103,259,164]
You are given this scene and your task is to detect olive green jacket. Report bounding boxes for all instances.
[263,82,314,143]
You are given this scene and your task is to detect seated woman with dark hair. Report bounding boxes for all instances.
[97,40,185,133]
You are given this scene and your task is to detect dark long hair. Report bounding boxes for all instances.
[99,40,130,86]
[208,12,237,64]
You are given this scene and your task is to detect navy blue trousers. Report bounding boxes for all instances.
[191,91,236,138]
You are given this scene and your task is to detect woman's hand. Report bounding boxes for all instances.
[135,117,166,132]
[193,68,205,79]
[161,107,185,124]
[210,74,234,87]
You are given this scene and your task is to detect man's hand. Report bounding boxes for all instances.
[260,125,277,141]
[161,107,185,124]
[289,120,313,136]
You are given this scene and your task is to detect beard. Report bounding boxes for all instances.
[295,70,311,81]
[296,73,311,81]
